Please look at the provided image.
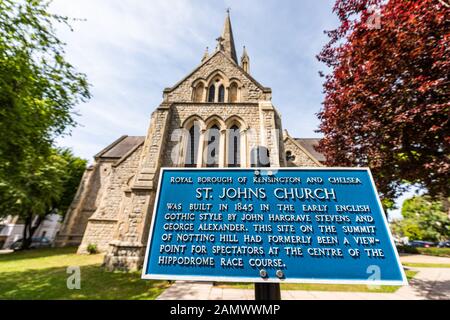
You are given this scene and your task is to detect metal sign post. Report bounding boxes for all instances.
[253,150,281,300]
[255,283,281,300]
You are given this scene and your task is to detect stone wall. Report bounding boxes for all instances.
[77,220,117,252]
[90,146,143,221]
[77,145,143,253]
[55,159,114,247]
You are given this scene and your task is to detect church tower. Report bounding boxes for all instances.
[56,12,322,271]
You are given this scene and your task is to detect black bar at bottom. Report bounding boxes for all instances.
[254,283,281,300]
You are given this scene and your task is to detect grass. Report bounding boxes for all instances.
[0,247,170,300]
[415,247,450,257]
[215,270,418,293]
[403,262,450,268]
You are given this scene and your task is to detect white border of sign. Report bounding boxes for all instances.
[141,167,408,286]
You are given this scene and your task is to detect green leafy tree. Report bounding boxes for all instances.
[0,0,90,248]
[56,149,88,215]
[393,196,450,242]
[0,148,87,248]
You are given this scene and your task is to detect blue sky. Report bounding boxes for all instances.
[49,0,412,219]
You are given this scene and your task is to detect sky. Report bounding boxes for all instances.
[49,0,410,219]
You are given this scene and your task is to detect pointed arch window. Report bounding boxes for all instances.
[218,85,225,103]
[227,125,241,167]
[185,124,200,167]
[193,83,204,102]
[229,83,238,103]
[208,85,215,102]
[205,125,220,167]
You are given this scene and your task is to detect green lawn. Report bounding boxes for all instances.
[0,247,170,300]
[215,270,417,293]
[403,262,450,268]
[397,246,450,257]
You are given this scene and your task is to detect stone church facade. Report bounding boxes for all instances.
[55,13,324,271]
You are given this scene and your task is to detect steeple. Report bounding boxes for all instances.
[219,9,238,63]
[241,46,250,73]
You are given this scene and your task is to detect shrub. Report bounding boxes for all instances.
[396,245,419,254]
[396,245,450,257]
[87,243,98,254]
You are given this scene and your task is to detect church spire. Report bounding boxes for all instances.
[220,9,238,63]
[241,46,250,73]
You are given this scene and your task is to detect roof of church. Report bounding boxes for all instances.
[95,135,145,159]
[294,138,326,162]
[94,136,325,164]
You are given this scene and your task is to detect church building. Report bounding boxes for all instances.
[55,13,324,271]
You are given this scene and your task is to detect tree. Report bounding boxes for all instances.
[0,148,87,249]
[0,0,90,185]
[392,195,450,242]
[56,149,88,216]
[0,0,90,248]
[317,0,449,204]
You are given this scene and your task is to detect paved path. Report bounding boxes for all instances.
[400,254,450,264]
[156,267,450,300]
[395,267,450,300]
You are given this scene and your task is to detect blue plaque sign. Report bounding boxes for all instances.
[142,168,407,285]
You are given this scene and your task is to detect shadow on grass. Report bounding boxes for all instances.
[0,264,170,300]
[0,247,79,263]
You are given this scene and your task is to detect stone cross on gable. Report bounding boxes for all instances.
[215,36,225,51]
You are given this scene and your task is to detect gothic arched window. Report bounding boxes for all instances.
[208,85,215,102]
[227,124,240,167]
[229,82,238,103]
[185,124,200,167]
[218,85,225,103]
[205,125,220,167]
[193,83,204,102]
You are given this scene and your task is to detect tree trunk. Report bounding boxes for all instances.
[21,214,43,250]
[21,215,32,250]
